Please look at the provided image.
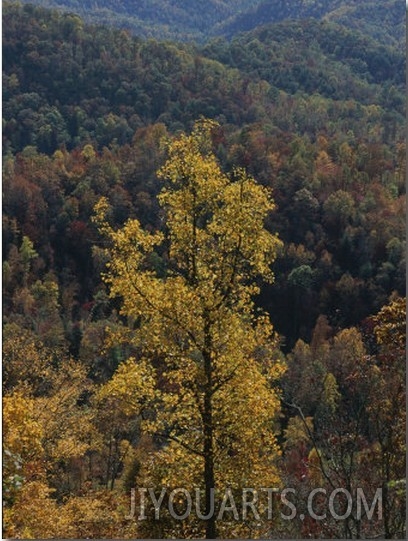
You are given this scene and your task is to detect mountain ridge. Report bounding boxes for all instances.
[4,2,404,157]
[16,0,405,46]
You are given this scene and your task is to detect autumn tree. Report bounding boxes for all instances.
[281,298,406,538]
[94,119,284,538]
[366,297,406,538]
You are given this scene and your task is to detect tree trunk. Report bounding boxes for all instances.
[203,316,216,539]
[203,382,216,539]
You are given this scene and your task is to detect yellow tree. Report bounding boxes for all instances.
[94,119,284,538]
[368,297,406,538]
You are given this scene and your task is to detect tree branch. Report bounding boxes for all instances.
[283,400,336,490]
[156,431,204,458]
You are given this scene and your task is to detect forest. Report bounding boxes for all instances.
[16,0,406,45]
[2,1,406,538]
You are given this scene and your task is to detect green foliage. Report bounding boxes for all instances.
[16,0,261,41]
[3,3,405,154]
[221,0,405,48]
[15,0,405,46]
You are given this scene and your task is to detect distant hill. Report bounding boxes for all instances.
[220,0,405,50]
[4,1,404,156]
[16,0,406,46]
[16,0,262,41]
[324,0,405,50]
[219,0,344,36]
[204,17,405,97]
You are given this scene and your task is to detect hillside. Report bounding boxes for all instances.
[4,0,405,340]
[324,0,405,50]
[18,0,406,45]
[4,3,404,155]
[205,19,404,97]
[220,0,405,48]
[17,0,262,41]
[2,3,406,539]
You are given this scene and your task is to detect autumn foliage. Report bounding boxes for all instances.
[2,3,406,538]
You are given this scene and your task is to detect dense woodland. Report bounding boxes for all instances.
[2,1,406,538]
[17,0,406,46]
